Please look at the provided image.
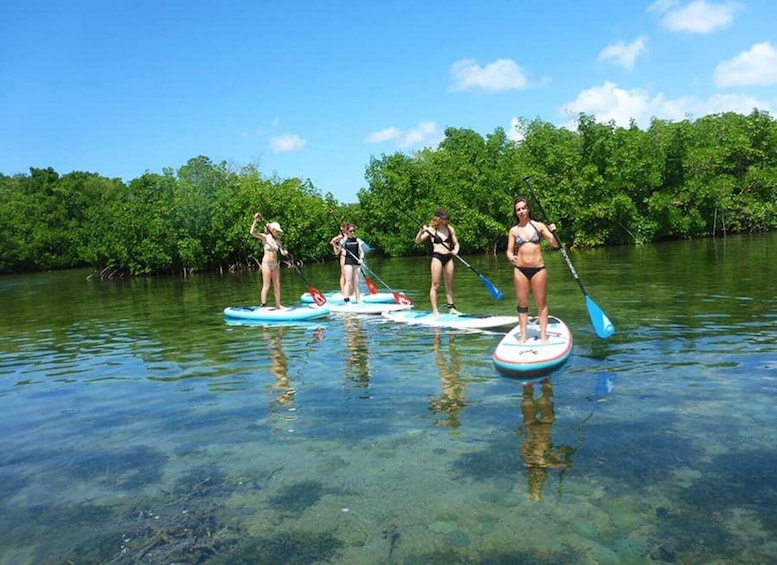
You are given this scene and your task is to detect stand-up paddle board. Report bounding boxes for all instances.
[301,291,401,304]
[323,302,413,315]
[381,310,519,330]
[492,316,572,377]
[223,305,329,322]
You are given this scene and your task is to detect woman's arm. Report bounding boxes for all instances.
[506,227,517,264]
[250,218,267,241]
[414,226,430,244]
[539,222,559,248]
[449,226,460,255]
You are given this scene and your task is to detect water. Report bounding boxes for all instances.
[1,234,776,564]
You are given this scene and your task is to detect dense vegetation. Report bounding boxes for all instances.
[2,111,776,276]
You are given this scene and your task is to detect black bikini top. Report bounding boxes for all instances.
[432,229,451,245]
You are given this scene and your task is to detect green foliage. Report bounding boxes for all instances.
[2,109,777,275]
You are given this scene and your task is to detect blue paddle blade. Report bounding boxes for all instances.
[585,295,615,338]
[480,275,504,300]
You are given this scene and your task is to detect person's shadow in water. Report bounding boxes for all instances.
[519,378,574,502]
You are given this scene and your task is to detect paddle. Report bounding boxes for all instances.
[401,209,504,300]
[358,258,413,305]
[282,252,327,307]
[254,213,327,307]
[341,247,411,304]
[362,270,379,294]
[522,177,615,338]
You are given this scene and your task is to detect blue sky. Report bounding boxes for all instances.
[2,1,776,203]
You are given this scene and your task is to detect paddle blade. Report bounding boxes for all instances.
[364,277,379,294]
[585,295,615,338]
[479,275,504,300]
[310,287,327,307]
[394,291,413,305]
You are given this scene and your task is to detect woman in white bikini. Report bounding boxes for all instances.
[506,198,558,342]
[250,213,288,308]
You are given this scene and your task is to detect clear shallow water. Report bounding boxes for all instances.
[1,234,776,564]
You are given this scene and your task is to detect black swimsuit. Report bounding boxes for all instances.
[431,229,455,265]
[515,265,546,280]
[432,230,453,267]
[342,238,361,265]
[432,252,454,266]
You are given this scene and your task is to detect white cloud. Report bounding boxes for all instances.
[649,0,740,34]
[449,58,530,92]
[715,42,777,87]
[559,81,773,130]
[508,117,526,142]
[599,36,648,70]
[269,133,306,153]
[704,92,773,115]
[399,121,443,148]
[364,126,401,144]
[365,121,443,149]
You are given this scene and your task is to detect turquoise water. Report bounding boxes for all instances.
[1,234,776,564]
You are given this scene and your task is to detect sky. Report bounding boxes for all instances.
[2,0,777,203]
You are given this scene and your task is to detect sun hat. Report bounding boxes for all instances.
[435,209,450,220]
[267,221,283,233]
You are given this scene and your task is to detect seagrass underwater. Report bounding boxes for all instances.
[1,234,777,563]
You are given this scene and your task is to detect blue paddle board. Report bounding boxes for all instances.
[223,305,329,322]
[301,291,400,304]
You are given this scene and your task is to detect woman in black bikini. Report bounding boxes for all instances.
[414,209,461,316]
[506,198,558,342]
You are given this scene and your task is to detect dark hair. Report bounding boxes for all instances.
[434,208,449,220]
[513,197,530,222]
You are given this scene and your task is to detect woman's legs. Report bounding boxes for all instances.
[339,255,346,293]
[513,269,531,342]
[343,264,357,301]
[351,266,361,302]
[261,264,272,306]
[442,260,459,314]
[271,268,283,308]
[530,269,549,341]
[429,259,443,315]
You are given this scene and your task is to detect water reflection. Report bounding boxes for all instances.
[264,326,296,431]
[428,329,467,428]
[344,317,371,397]
[518,378,573,502]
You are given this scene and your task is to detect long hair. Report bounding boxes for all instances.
[513,197,531,223]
